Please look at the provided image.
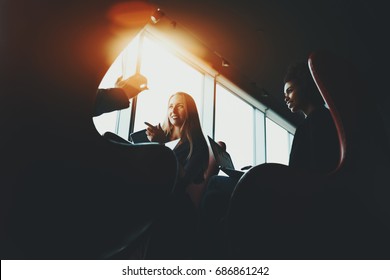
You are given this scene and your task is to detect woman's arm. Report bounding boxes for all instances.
[145,122,167,143]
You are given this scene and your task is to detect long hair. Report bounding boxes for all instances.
[161,92,207,160]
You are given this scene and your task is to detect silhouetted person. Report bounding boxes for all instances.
[198,61,339,259]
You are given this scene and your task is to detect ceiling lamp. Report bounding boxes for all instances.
[151,8,165,24]
[222,58,230,67]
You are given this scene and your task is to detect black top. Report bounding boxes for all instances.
[173,138,209,190]
[289,106,340,174]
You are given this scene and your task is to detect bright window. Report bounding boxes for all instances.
[133,36,204,133]
[93,28,294,169]
[266,118,290,165]
[215,84,254,169]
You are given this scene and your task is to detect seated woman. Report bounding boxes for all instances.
[143,92,209,259]
[145,91,209,192]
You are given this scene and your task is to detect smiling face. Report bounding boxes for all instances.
[168,94,187,127]
[284,80,306,113]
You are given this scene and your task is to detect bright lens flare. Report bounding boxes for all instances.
[105,1,155,66]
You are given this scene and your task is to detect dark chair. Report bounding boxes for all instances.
[103,131,221,209]
[6,134,178,259]
[103,131,132,144]
[225,50,390,259]
[98,131,180,259]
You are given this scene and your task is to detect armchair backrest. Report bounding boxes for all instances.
[308,50,363,173]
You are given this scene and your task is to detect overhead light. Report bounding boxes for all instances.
[251,82,269,98]
[151,8,164,24]
[260,89,269,97]
[222,58,230,67]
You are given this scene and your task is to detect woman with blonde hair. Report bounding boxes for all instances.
[145,92,209,258]
[146,91,209,191]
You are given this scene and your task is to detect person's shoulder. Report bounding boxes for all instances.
[308,106,337,133]
[309,106,332,121]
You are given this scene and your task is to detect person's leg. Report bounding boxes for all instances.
[200,176,237,223]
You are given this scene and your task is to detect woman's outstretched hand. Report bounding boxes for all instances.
[145,122,167,143]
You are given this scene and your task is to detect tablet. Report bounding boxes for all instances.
[130,129,150,143]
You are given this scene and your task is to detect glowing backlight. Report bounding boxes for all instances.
[133,36,203,132]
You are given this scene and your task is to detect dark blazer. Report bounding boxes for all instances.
[289,106,339,173]
[173,138,209,189]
